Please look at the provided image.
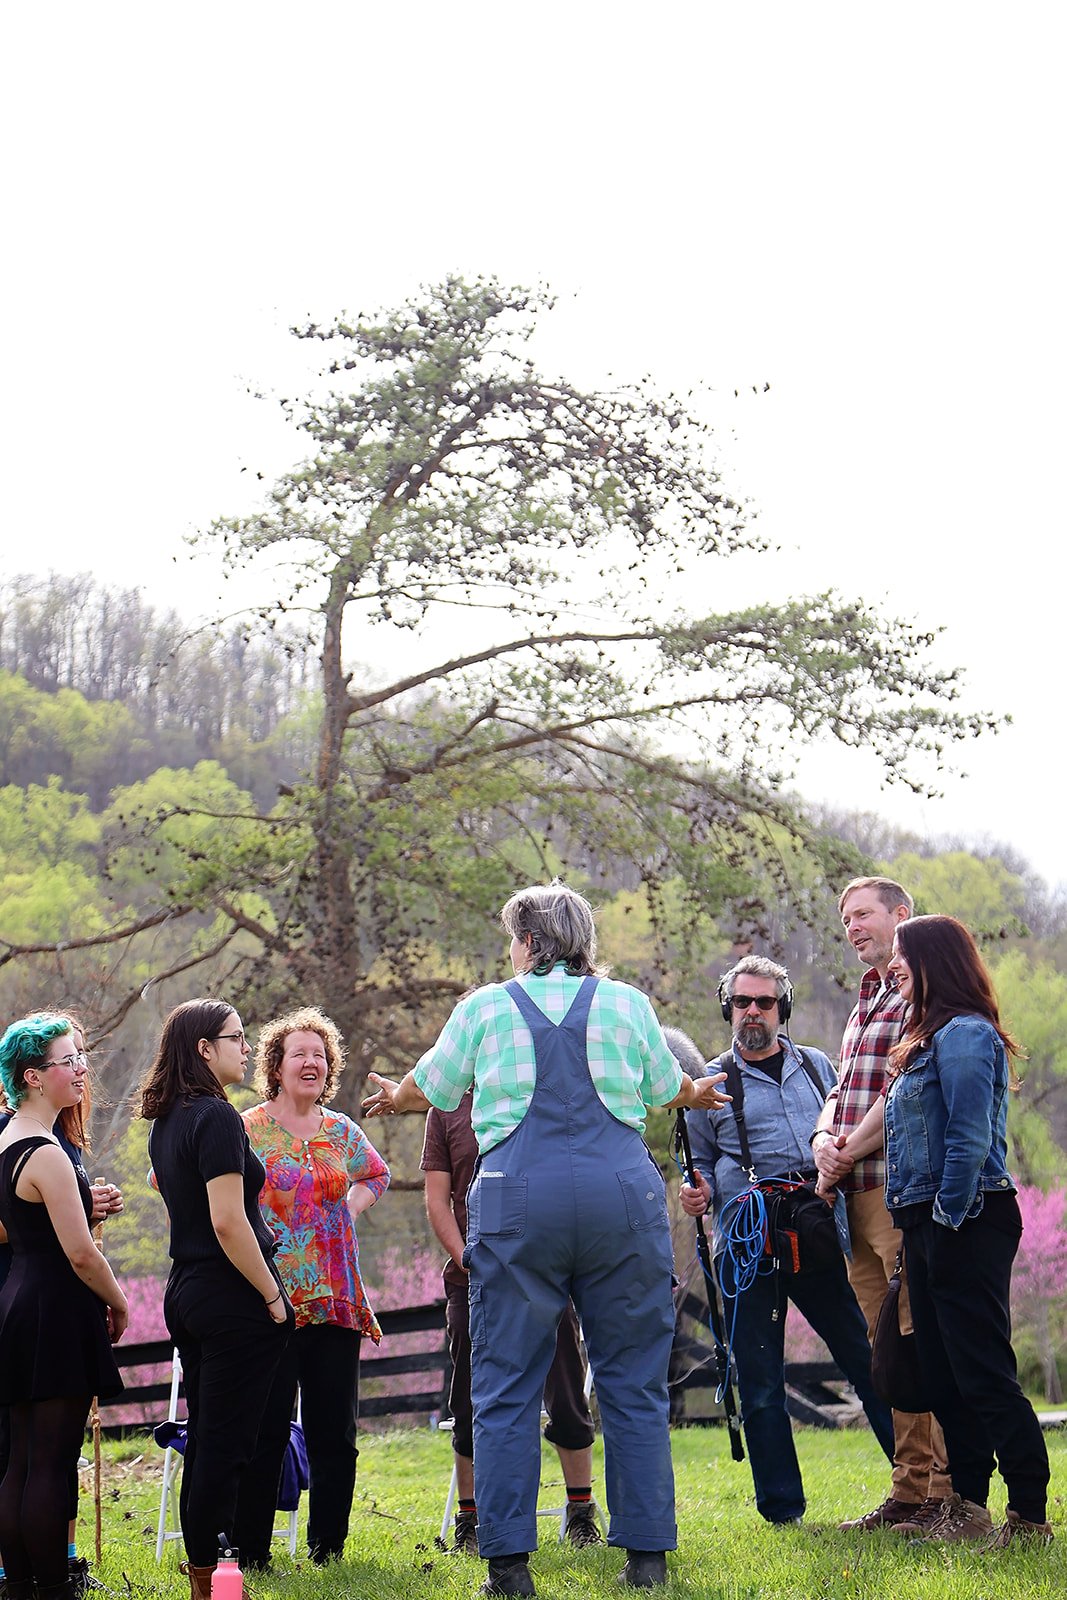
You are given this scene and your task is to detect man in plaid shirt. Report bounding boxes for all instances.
[812,876,950,1533]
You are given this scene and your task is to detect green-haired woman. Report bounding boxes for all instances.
[0,1013,127,1600]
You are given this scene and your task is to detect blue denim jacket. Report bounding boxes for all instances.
[883,1014,1015,1229]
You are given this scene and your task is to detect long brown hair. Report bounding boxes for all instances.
[888,915,1021,1085]
[139,998,237,1120]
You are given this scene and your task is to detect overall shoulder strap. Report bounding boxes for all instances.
[503,977,547,1030]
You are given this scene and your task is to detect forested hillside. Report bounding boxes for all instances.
[3,573,1065,1181]
[3,281,1065,1348]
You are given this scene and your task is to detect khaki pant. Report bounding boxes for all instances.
[845,1187,951,1503]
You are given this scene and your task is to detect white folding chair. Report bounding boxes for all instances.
[154,1350,300,1561]
[154,1351,185,1562]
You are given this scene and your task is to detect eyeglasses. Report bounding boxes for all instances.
[729,994,779,1012]
[214,1031,247,1046]
[45,1053,86,1070]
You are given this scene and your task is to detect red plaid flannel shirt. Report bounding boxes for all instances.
[828,969,907,1193]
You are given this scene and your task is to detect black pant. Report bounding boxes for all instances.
[234,1322,361,1564]
[164,1261,291,1567]
[902,1195,1050,1522]
[444,1289,595,1460]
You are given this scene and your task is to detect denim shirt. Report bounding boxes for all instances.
[883,1014,1016,1229]
[686,1037,836,1256]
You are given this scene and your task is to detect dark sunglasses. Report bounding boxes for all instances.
[729,994,779,1012]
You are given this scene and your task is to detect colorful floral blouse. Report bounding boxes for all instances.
[242,1104,390,1341]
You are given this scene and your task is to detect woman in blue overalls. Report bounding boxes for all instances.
[363,882,727,1597]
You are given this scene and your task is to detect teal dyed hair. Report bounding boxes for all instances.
[0,1013,73,1110]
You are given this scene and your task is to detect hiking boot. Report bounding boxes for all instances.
[619,1550,667,1588]
[911,1493,993,1542]
[179,1561,215,1600]
[983,1509,1054,1549]
[889,1496,950,1534]
[838,1496,923,1532]
[480,1556,535,1596]
[565,1501,603,1548]
[68,1559,105,1599]
[453,1507,480,1555]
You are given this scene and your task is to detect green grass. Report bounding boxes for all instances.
[88,1425,1066,1599]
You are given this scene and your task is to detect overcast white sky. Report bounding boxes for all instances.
[3,4,1064,888]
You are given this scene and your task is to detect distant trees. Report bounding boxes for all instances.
[0,278,1003,1110]
[0,576,317,801]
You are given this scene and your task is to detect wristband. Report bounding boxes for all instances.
[265,1290,284,1306]
[809,1128,832,1149]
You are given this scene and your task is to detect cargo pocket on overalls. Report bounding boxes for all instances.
[617,1167,668,1230]
[469,1281,487,1349]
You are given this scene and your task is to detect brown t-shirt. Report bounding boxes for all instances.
[420,1091,478,1291]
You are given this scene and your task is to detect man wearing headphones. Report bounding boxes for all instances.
[680,955,894,1526]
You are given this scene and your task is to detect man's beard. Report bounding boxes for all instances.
[737,1018,774,1053]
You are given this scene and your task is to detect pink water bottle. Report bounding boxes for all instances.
[212,1537,243,1600]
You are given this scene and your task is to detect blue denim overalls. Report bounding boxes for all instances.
[465,976,677,1558]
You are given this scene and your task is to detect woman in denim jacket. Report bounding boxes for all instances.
[884,915,1051,1549]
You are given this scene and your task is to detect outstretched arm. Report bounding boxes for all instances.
[362,1070,433,1118]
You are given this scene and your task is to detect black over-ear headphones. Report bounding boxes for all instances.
[717,974,793,1026]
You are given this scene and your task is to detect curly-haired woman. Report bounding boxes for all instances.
[236,1007,390,1567]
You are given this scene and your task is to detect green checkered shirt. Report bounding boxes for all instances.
[412,967,683,1153]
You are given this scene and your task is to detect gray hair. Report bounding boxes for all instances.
[662,1026,708,1080]
[499,881,603,977]
[721,953,791,1002]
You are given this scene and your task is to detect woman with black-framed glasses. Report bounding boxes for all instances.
[141,999,293,1600]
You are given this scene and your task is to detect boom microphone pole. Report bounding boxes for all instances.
[673,1106,745,1462]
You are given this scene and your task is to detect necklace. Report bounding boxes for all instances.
[13,1113,56,1139]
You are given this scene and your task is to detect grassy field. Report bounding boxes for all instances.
[88,1424,1065,1599]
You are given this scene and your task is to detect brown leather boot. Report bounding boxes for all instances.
[180,1560,216,1600]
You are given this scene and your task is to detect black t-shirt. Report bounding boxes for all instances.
[420,1091,478,1292]
[753,1049,786,1086]
[149,1094,275,1266]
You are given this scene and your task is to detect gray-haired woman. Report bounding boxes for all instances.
[363,882,727,1597]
